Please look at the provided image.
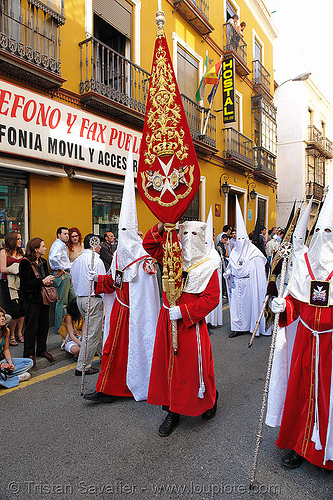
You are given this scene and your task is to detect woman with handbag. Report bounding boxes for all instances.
[0,231,25,345]
[0,307,33,389]
[19,238,56,365]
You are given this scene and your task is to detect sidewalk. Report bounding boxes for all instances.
[7,326,71,371]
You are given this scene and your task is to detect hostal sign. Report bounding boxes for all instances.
[222,58,235,123]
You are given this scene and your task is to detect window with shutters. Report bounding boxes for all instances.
[176,45,199,99]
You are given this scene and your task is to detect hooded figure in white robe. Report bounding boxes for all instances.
[224,196,267,336]
[85,144,160,402]
[267,184,333,469]
[205,206,223,327]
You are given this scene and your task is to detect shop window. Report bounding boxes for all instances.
[92,183,123,239]
[0,185,26,248]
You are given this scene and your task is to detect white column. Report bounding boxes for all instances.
[200,175,206,221]
[224,193,228,226]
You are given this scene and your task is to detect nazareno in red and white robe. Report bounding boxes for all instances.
[143,224,220,417]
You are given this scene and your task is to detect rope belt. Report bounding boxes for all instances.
[196,323,205,399]
[163,303,205,399]
[116,295,130,309]
[299,317,333,459]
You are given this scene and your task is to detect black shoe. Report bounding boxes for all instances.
[202,390,219,420]
[37,351,55,362]
[75,367,99,376]
[281,450,304,469]
[228,331,243,338]
[315,465,332,474]
[158,411,180,437]
[83,391,114,403]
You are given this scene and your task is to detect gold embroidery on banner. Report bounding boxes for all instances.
[141,165,195,207]
[145,40,188,166]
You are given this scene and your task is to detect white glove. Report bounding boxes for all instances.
[87,270,98,282]
[169,306,182,321]
[271,297,286,314]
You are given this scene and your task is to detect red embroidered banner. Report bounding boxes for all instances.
[138,32,201,224]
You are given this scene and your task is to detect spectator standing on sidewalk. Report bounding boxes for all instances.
[19,238,56,365]
[49,227,76,334]
[71,234,105,376]
[100,232,117,271]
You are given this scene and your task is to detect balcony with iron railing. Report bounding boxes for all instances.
[222,128,253,171]
[79,37,150,128]
[252,60,271,96]
[307,125,333,159]
[181,94,217,153]
[306,181,324,201]
[172,0,214,35]
[253,147,276,179]
[0,0,65,89]
[222,24,249,76]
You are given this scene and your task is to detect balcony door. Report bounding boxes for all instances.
[177,45,199,101]
[254,38,262,81]
[93,0,132,92]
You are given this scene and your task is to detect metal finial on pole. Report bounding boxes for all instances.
[156,0,165,31]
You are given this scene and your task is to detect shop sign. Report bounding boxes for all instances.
[222,58,235,123]
[0,79,142,177]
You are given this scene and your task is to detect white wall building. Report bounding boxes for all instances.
[275,77,333,227]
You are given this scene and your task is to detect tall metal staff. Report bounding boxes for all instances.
[249,241,293,488]
[80,236,100,396]
[248,206,301,348]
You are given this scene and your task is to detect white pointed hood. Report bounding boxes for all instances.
[293,197,313,254]
[228,196,266,276]
[111,143,148,282]
[307,184,333,279]
[205,206,214,255]
[205,206,221,265]
[179,220,218,294]
[288,183,333,303]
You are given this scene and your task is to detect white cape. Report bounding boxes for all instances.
[224,247,267,334]
[102,293,115,349]
[265,320,298,427]
[206,258,223,326]
[126,262,160,401]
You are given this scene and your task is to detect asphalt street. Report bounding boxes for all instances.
[2,308,333,500]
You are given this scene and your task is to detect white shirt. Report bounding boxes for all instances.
[49,238,71,271]
[71,249,105,296]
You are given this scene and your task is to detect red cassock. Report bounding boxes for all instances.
[276,294,333,469]
[95,275,132,397]
[143,225,219,417]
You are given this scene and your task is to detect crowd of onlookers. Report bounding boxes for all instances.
[0,228,117,389]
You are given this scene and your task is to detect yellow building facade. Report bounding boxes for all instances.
[0,0,278,252]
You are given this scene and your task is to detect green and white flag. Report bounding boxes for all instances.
[195,51,208,103]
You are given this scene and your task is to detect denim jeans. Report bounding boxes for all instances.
[0,357,34,389]
[53,272,76,333]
